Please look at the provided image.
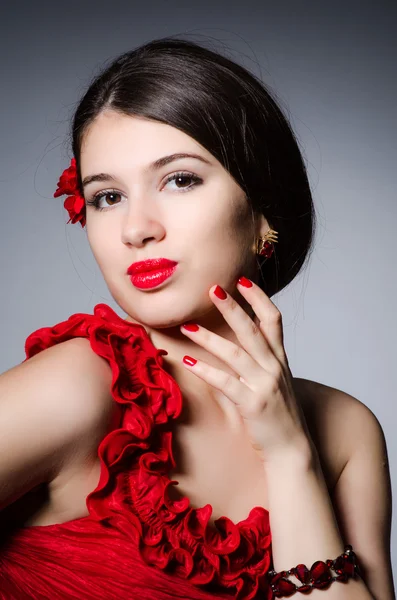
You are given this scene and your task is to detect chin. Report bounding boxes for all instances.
[110,277,216,327]
[122,300,214,331]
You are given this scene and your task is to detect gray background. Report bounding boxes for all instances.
[1,0,396,577]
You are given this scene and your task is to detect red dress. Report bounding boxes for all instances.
[0,304,273,600]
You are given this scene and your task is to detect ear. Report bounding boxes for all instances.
[254,213,271,244]
[257,213,271,237]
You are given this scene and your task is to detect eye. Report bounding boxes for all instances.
[85,171,202,212]
[86,191,123,212]
[163,171,202,191]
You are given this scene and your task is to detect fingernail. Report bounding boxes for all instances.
[237,276,253,288]
[183,355,197,366]
[214,285,227,300]
[182,323,199,332]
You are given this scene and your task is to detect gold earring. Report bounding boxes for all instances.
[256,228,278,258]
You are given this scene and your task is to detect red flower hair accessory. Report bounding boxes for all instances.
[53,157,86,228]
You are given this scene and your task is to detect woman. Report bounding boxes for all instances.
[0,36,393,600]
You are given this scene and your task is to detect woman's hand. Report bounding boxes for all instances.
[180,276,316,467]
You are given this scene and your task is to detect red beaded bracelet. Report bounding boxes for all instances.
[267,544,362,597]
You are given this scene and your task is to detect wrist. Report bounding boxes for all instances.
[263,435,320,474]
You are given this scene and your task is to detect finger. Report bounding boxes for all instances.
[236,277,287,367]
[180,323,263,384]
[208,284,281,374]
[181,354,251,411]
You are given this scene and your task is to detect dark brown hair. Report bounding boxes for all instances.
[71,36,316,298]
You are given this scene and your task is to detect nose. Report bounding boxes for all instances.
[121,198,165,248]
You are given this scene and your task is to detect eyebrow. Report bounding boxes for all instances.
[82,152,212,188]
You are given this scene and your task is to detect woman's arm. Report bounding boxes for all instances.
[178,279,393,599]
[265,395,394,600]
[0,337,113,513]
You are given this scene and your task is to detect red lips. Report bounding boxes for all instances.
[127,258,178,275]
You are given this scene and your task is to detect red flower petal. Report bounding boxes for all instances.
[54,158,86,228]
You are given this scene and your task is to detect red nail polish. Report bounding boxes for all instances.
[182,323,199,332]
[237,276,253,288]
[183,355,197,366]
[214,285,227,300]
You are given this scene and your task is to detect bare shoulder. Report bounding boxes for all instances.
[45,337,115,457]
[293,378,394,599]
[24,336,116,471]
[292,377,384,492]
[20,335,110,378]
[0,336,115,516]
[60,337,114,384]
[31,336,117,477]
[27,336,114,429]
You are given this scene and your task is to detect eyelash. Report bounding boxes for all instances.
[85,171,202,212]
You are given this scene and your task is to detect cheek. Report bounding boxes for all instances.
[189,214,253,277]
[87,225,115,269]
[194,203,252,252]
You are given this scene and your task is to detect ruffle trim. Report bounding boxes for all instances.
[24,303,272,599]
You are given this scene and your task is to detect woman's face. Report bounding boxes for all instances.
[80,110,266,329]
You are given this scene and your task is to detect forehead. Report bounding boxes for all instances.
[80,110,215,170]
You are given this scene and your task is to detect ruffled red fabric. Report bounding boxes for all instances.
[0,304,273,600]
